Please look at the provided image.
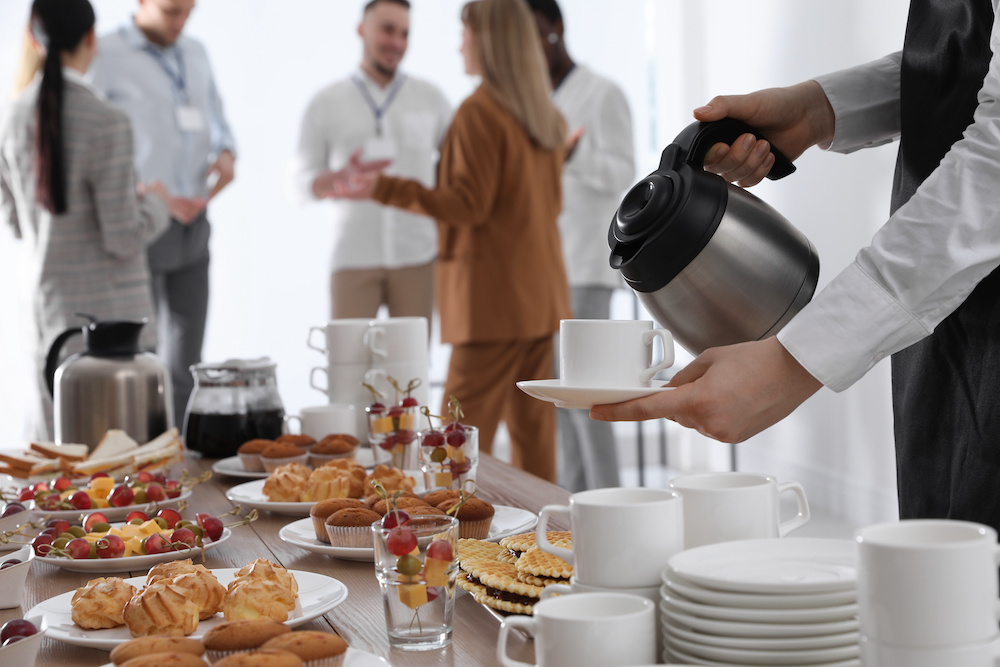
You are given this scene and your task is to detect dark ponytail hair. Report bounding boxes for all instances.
[31,0,95,215]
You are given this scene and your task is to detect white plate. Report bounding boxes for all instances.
[212,449,377,479]
[34,527,232,573]
[666,538,856,595]
[666,632,859,666]
[226,473,424,517]
[664,572,856,609]
[516,379,673,410]
[279,505,539,561]
[97,645,390,667]
[28,568,348,650]
[661,606,859,639]
[662,594,857,624]
[665,645,860,667]
[27,488,193,522]
[664,622,859,652]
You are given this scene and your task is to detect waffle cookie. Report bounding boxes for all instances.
[457,538,504,567]
[463,558,543,615]
[498,531,573,558]
[514,547,573,586]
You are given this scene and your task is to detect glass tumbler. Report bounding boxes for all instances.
[372,514,459,650]
[418,425,479,491]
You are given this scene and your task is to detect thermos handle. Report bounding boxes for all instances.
[662,119,796,180]
[44,327,83,397]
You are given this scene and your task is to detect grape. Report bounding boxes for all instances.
[382,509,410,529]
[65,537,92,559]
[446,430,467,448]
[450,459,472,478]
[84,513,109,532]
[444,421,465,434]
[421,429,445,448]
[68,491,91,510]
[427,539,453,561]
[401,396,419,408]
[385,526,417,556]
[396,553,422,575]
[52,476,73,492]
[46,519,71,534]
[396,429,416,445]
[367,401,386,415]
[157,508,182,529]
[31,534,53,556]
[145,483,167,502]
[1,502,26,518]
[430,446,447,463]
[388,405,404,418]
[126,510,149,523]
[0,559,22,570]
[199,515,224,542]
[0,619,37,643]
[96,535,125,558]
[17,487,33,502]
[108,485,134,507]
[39,493,63,510]
[143,533,173,555]
[170,527,197,548]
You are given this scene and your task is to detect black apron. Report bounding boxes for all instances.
[890,0,1000,526]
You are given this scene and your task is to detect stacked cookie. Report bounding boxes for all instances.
[457,531,573,615]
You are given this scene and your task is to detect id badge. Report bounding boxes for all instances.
[176,105,206,132]
[363,136,398,161]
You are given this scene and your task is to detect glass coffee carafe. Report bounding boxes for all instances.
[183,358,284,458]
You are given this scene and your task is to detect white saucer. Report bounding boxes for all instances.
[663,572,856,609]
[661,594,858,625]
[663,622,859,652]
[516,379,672,410]
[665,645,860,667]
[660,606,859,639]
[666,631,859,666]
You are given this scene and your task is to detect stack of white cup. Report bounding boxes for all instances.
[856,520,1000,667]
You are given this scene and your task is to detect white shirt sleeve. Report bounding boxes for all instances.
[287,92,330,205]
[778,7,1000,392]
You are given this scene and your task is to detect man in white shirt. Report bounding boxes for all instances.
[527,0,636,492]
[290,0,451,322]
[593,2,1000,526]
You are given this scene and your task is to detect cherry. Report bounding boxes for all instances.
[386,526,417,556]
[84,512,110,533]
[170,527,198,548]
[144,483,167,503]
[52,476,73,492]
[199,516,224,542]
[126,510,149,523]
[65,537,92,559]
[382,509,410,529]
[143,533,173,555]
[0,619,37,643]
[69,490,92,510]
[96,534,125,558]
[157,508,182,529]
[426,539,453,561]
[108,485,134,507]
[421,429,445,448]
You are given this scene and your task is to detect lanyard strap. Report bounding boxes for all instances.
[352,73,407,135]
[138,37,187,100]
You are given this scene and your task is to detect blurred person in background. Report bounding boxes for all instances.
[89,0,236,421]
[333,0,571,481]
[291,0,451,324]
[527,0,635,492]
[1,0,176,439]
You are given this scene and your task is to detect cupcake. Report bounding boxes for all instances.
[238,439,273,473]
[437,497,495,539]
[371,496,431,516]
[363,490,421,508]
[261,442,309,473]
[308,434,359,466]
[309,498,366,542]
[201,618,291,663]
[213,648,304,667]
[261,630,348,667]
[324,507,382,548]
[422,489,461,507]
[275,434,317,451]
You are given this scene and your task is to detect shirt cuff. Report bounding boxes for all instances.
[777,262,931,392]
[813,53,901,154]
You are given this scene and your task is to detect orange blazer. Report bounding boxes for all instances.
[373,85,571,345]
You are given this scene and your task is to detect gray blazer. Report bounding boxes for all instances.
[0,76,169,354]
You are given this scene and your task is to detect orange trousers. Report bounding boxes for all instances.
[441,335,556,482]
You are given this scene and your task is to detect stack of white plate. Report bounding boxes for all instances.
[660,538,859,666]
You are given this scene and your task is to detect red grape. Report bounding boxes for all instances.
[143,533,173,555]
[84,513,109,533]
[17,487,34,502]
[367,402,386,415]
[30,534,53,556]
[444,422,465,434]
[156,508,182,529]
[200,516,224,542]
[96,535,125,558]
[0,559,22,570]
[0,619,37,643]
[446,430,467,448]
[65,537,92,559]
[401,396,419,408]
[52,476,73,492]
[396,429,416,445]
[145,483,167,502]
[39,493,63,510]
[136,471,154,484]
[164,479,182,499]
[450,459,472,478]
[69,490,92,510]
[385,526,417,556]
[426,539,453,561]
[108,485,134,507]
[170,527,197,548]
[88,471,110,481]
[126,510,149,523]
[1,502,27,518]
[388,405,404,418]
[382,509,410,529]
[46,519,71,535]
[421,429,445,448]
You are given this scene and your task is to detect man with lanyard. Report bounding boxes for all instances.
[593,1,1000,530]
[290,0,450,323]
[89,0,236,423]
[526,0,635,492]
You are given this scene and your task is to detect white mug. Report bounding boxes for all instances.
[857,520,1000,648]
[363,316,429,363]
[497,592,656,667]
[537,487,684,588]
[668,471,810,548]
[285,404,357,439]
[560,319,674,388]
[306,318,374,364]
[860,635,1000,667]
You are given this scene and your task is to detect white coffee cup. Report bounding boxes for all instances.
[560,319,674,388]
[285,404,356,439]
[860,635,1000,667]
[668,471,810,548]
[856,520,1000,648]
[537,487,684,588]
[307,318,374,364]
[363,316,429,363]
[497,592,656,667]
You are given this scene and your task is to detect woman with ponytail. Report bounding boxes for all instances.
[334,0,572,482]
[1,0,173,439]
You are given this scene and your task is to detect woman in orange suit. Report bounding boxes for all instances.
[335,0,571,481]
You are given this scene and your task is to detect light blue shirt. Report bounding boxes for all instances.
[88,20,235,198]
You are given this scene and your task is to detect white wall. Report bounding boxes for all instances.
[0,0,908,526]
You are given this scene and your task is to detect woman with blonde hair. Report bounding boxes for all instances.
[336,0,572,482]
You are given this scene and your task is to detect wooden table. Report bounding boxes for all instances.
[2,454,570,666]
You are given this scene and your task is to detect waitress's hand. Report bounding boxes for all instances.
[696,80,836,187]
[589,337,822,444]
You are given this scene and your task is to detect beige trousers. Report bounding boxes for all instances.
[330,262,434,321]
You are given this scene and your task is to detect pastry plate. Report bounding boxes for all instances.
[98,646,390,667]
[516,379,672,410]
[212,449,377,479]
[279,505,539,561]
[226,474,425,517]
[34,527,232,573]
[26,488,192,522]
[28,568,348,650]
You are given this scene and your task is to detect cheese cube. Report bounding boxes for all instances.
[434,472,453,488]
[449,446,466,464]
[398,582,429,609]
[399,413,415,430]
[372,416,394,434]
[424,557,450,586]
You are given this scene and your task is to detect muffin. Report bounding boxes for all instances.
[262,463,311,502]
[437,497,495,539]
[118,654,208,667]
[237,439,273,473]
[422,489,461,507]
[202,618,292,663]
[110,636,205,665]
[407,505,447,517]
[301,467,352,503]
[324,507,382,548]
[308,434,359,466]
[363,490,421,508]
[276,434,317,450]
[371,496,431,516]
[214,648,304,667]
[262,630,349,666]
[261,442,309,473]
[310,498,366,542]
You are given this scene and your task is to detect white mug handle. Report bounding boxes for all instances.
[309,367,329,396]
[497,616,537,667]
[364,326,388,360]
[539,583,572,601]
[536,505,574,564]
[776,481,811,537]
[639,328,674,384]
[365,368,388,387]
[283,415,302,435]
[307,326,327,354]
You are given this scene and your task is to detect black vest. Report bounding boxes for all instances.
[890,0,1000,525]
